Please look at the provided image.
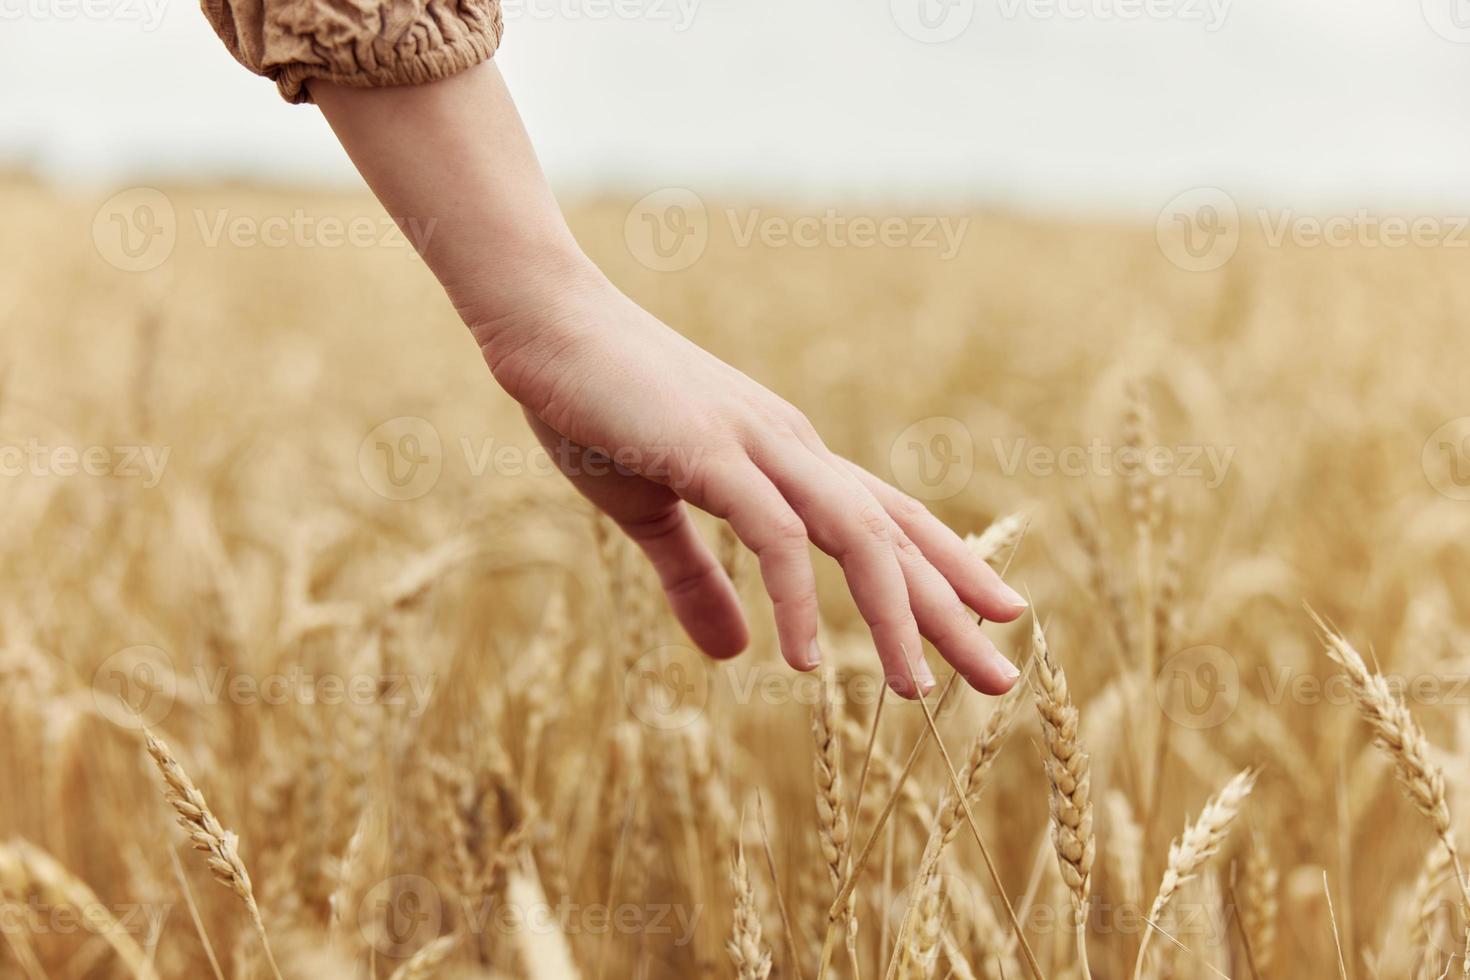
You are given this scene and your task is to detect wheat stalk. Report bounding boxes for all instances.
[142,728,283,980]
[1134,767,1257,979]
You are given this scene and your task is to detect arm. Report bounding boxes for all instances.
[312,63,1026,698]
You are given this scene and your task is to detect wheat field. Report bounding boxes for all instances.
[3,174,1470,979]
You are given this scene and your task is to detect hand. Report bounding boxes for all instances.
[478,269,1027,698]
[310,64,1025,697]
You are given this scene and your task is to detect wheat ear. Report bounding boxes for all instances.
[1411,843,1454,952]
[728,840,773,980]
[143,728,283,980]
[812,669,858,977]
[1241,826,1278,974]
[964,510,1028,564]
[895,677,1027,974]
[1104,791,1144,911]
[1032,616,1095,977]
[1308,607,1470,917]
[387,934,458,980]
[1133,767,1257,980]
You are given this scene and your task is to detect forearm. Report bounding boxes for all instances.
[311,62,604,343]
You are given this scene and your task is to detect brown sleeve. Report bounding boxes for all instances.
[201,0,503,104]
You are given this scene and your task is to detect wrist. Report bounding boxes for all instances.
[452,235,608,347]
[453,239,629,400]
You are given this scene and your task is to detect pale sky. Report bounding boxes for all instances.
[3,0,1469,213]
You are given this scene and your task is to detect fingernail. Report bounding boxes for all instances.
[998,582,1028,609]
[806,639,822,670]
[998,656,1021,682]
[915,655,936,693]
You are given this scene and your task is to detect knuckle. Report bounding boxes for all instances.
[863,607,917,639]
[619,506,684,543]
[855,505,891,544]
[892,528,924,561]
[768,511,809,546]
[663,562,715,599]
[888,490,927,522]
[770,588,817,617]
[786,409,820,442]
[935,597,974,637]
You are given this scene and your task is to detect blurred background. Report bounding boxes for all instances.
[6,0,1470,211]
[5,3,1470,979]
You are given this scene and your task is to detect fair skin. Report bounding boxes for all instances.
[311,62,1025,699]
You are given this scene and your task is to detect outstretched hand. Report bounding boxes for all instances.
[494,275,1025,698]
[311,63,1025,698]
